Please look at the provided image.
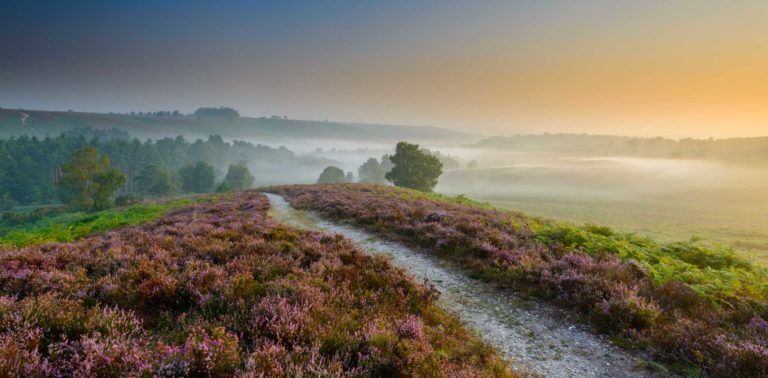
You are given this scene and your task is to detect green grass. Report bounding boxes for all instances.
[480,196,768,266]
[529,219,768,308]
[394,187,768,308]
[0,196,215,248]
[446,195,768,308]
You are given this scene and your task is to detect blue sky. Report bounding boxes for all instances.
[1,1,766,137]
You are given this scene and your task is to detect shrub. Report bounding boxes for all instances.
[317,166,346,184]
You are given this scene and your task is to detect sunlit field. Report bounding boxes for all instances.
[438,154,768,264]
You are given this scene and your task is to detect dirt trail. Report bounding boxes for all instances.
[265,193,657,377]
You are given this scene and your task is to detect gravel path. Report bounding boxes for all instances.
[265,193,658,377]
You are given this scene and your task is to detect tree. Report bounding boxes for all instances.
[193,107,240,119]
[425,149,460,170]
[179,161,215,193]
[345,172,354,182]
[134,164,180,197]
[385,142,443,192]
[215,182,231,193]
[317,166,346,184]
[60,147,126,210]
[357,157,388,184]
[381,153,393,173]
[92,168,127,210]
[0,130,321,206]
[223,161,254,190]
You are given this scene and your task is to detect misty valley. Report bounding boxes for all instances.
[0,107,766,375]
[2,2,768,375]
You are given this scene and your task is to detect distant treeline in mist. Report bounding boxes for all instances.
[476,134,768,160]
[0,107,474,144]
[0,128,325,206]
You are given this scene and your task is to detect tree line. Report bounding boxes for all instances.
[0,130,293,209]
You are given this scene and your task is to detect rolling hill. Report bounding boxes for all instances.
[0,108,478,144]
[266,183,768,376]
[0,191,512,376]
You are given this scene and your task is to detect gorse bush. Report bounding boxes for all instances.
[265,184,768,376]
[0,191,512,376]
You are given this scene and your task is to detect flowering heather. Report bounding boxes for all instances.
[265,183,768,376]
[0,191,512,376]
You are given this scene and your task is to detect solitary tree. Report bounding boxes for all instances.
[60,147,126,210]
[92,169,128,210]
[357,157,389,184]
[385,142,443,192]
[134,164,180,197]
[224,161,255,190]
[179,161,215,193]
[317,166,346,184]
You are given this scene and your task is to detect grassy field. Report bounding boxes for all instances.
[480,196,768,265]
[0,196,215,247]
[437,156,768,265]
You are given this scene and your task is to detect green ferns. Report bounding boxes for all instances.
[534,221,768,309]
[0,197,212,247]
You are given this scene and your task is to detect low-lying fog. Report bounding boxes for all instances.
[258,139,768,262]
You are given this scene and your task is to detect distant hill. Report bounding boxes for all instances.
[0,108,478,144]
[475,133,768,160]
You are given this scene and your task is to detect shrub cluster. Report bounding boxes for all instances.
[266,184,768,376]
[0,191,511,376]
[0,207,66,227]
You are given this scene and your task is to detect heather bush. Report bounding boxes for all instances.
[265,183,768,375]
[0,191,511,376]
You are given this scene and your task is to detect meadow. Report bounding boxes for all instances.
[481,194,768,265]
[437,154,768,264]
[0,191,511,376]
[267,183,768,376]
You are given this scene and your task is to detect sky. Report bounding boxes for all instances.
[1,0,766,138]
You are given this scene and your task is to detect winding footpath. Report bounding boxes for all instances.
[265,193,656,377]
